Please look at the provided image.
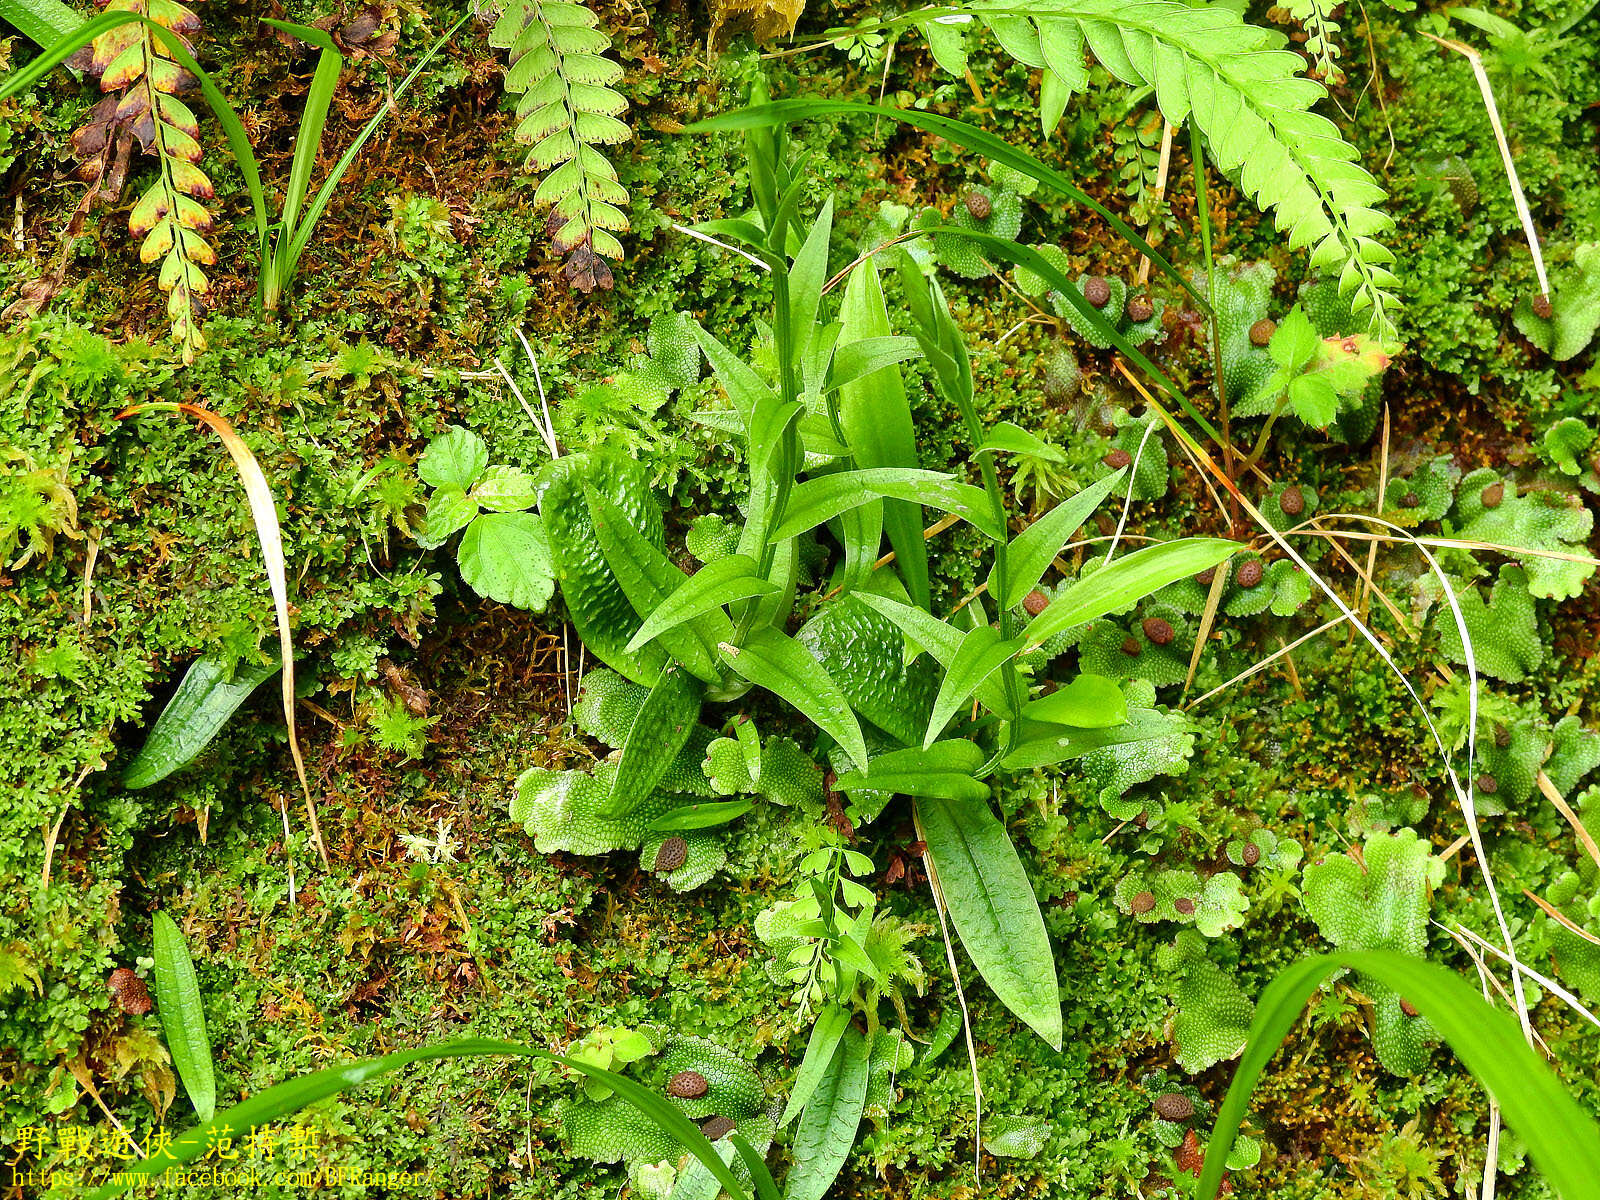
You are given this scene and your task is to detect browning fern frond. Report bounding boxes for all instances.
[73,0,216,362]
[909,1,1397,334]
[490,0,631,291]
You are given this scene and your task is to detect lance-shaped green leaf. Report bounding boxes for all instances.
[835,741,989,802]
[625,555,777,654]
[1021,675,1127,729]
[917,792,1062,1049]
[771,468,1002,543]
[992,470,1123,609]
[788,198,833,360]
[780,1005,853,1126]
[123,657,280,789]
[1001,708,1189,771]
[152,911,215,1123]
[605,664,704,817]
[719,629,868,770]
[1199,950,1600,1200]
[838,260,929,610]
[850,592,1011,718]
[84,1038,755,1200]
[784,1027,870,1200]
[1025,539,1238,647]
[826,336,924,393]
[924,627,1024,747]
[585,486,727,682]
[646,799,755,832]
[975,421,1066,461]
[693,322,777,425]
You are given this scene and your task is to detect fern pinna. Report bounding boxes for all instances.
[905,1,1397,334]
[72,0,217,361]
[490,0,631,291]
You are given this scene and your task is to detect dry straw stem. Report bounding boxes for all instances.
[1420,31,1550,299]
[117,404,327,871]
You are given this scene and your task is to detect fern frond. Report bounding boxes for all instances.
[904,2,1397,334]
[491,0,632,291]
[1280,0,1345,85]
[72,0,215,362]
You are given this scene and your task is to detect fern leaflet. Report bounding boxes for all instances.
[490,0,631,291]
[897,2,1397,333]
[73,0,216,361]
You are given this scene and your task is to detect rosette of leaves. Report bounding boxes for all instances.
[1449,468,1595,601]
[415,426,554,611]
[1103,409,1169,500]
[1383,453,1460,524]
[1302,828,1443,1074]
[1422,564,1543,684]
[72,0,216,361]
[559,1029,773,1199]
[932,165,1029,278]
[489,0,631,290]
[1079,703,1197,819]
[1513,243,1600,361]
[1225,828,1303,873]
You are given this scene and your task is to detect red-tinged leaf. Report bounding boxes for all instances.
[148,57,195,95]
[168,160,213,199]
[157,92,200,138]
[138,215,174,261]
[100,42,148,89]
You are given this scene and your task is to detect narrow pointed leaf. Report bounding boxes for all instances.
[992,470,1124,609]
[1021,674,1127,729]
[784,1027,870,1200]
[780,1004,853,1125]
[152,911,215,1122]
[624,555,777,653]
[605,664,704,817]
[924,627,1024,747]
[835,740,989,802]
[719,628,868,770]
[1025,539,1238,647]
[771,468,1000,543]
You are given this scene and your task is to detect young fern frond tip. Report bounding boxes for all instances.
[491,0,632,291]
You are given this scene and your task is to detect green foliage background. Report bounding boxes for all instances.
[1,0,1598,1196]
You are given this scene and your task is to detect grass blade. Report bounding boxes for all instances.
[1200,950,1600,1200]
[84,1038,753,1200]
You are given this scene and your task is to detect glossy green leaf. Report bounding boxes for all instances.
[850,592,1011,717]
[1200,951,1600,1200]
[771,468,1001,543]
[606,664,704,817]
[780,1004,852,1125]
[991,470,1123,609]
[784,1027,869,1200]
[419,426,489,491]
[1025,539,1238,647]
[1021,675,1127,729]
[835,740,990,802]
[124,657,280,789]
[837,259,929,610]
[826,335,924,393]
[586,487,726,682]
[457,512,555,611]
[152,912,215,1122]
[925,627,1024,748]
[624,555,777,654]
[719,628,868,771]
[83,1039,753,1200]
[917,792,1062,1049]
[646,799,756,832]
[975,421,1065,462]
[1001,708,1191,771]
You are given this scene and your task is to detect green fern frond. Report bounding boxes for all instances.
[72,0,216,362]
[903,1,1397,333]
[490,0,631,291]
